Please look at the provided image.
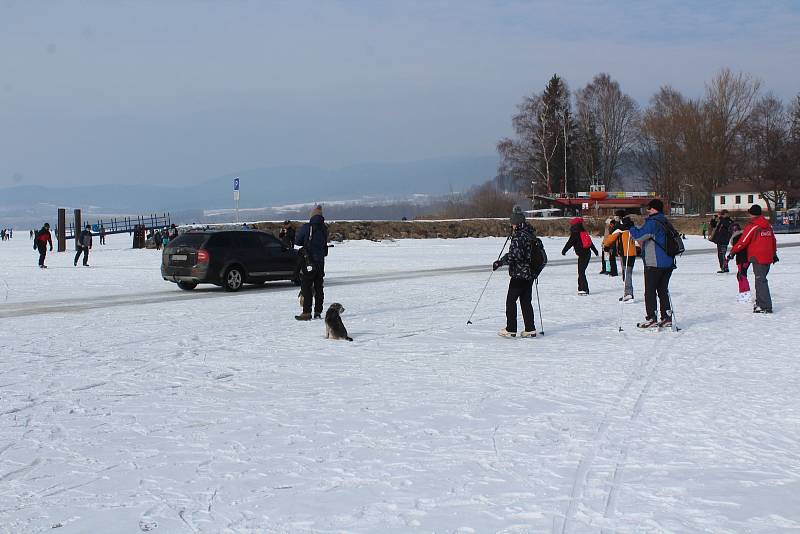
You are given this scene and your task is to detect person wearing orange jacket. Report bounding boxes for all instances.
[728,204,777,313]
[603,210,638,302]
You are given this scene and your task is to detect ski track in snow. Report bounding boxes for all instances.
[1,233,800,532]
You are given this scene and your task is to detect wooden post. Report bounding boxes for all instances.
[57,208,66,252]
[73,209,82,249]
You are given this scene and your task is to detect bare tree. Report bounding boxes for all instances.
[575,73,639,188]
[743,94,792,219]
[698,68,762,201]
[497,94,560,195]
[635,86,687,203]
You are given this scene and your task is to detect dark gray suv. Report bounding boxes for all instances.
[161,230,300,291]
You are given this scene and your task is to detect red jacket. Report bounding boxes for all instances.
[730,216,776,265]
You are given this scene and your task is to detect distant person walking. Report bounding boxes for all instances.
[99,225,106,245]
[493,206,537,338]
[605,217,619,277]
[561,217,598,295]
[627,199,676,328]
[710,210,733,273]
[701,221,708,240]
[34,223,53,268]
[74,224,92,266]
[279,220,296,249]
[728,204,777,313]
[294,205,329,321]
[30,229,34,239]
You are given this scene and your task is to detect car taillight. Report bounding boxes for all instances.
[197,249,210,263]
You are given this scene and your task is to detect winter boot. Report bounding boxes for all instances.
[520,330,537,338]
[619,294,634,302]
[736,291,751,303]
[637,317,658,329]
[498,328,516,338]
[295,312,312,321]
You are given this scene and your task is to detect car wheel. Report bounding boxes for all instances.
[177,281,197,291]
[224,266,244,292]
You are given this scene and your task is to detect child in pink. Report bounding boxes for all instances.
[729,221,751,303]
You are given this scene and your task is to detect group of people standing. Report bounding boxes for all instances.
[494,198,779,338]
[709,206,778,313]
[1,228,12,240]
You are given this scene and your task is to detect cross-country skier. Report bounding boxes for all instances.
[493,206,537,338]
[624,199,675,328]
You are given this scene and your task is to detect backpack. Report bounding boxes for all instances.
[654,219,685,257]
[530,236,548,279]
[579,231,592,250]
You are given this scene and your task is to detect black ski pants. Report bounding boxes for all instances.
[607,250,618,276]
[37,243,47,267]
[300,261,325,315]
[505,277,535,332]
[644,266,673,321]
[577,252,591,293]
[716,244,729,270]
[74,246,89,266]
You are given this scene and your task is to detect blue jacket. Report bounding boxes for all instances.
[295,214,329,263]
[628,212,675,269]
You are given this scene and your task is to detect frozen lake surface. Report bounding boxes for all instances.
[1,231,799,533]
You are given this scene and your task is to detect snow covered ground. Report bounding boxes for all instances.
[1,231,800,533]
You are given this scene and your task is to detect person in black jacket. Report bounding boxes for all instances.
[34,223,53,268]
[561,217,599,295]
[711,210,733,273]
[74,224,93,266]
[294,205,329,321]
[493,206,537,338]
[278,220,296,249]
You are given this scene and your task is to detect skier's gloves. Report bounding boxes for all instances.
[726,254,733,261]
[492,260,502,271]
[773,254,780,264]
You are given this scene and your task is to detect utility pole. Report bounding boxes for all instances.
[233,177,240,223]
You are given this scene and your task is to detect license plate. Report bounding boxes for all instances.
[171,254,187,261]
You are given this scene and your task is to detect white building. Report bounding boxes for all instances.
[712,181,771,212]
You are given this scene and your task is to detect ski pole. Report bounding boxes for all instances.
[534,277,543,335]
[617,233,632,332]
[466,234,510,325]
[666,289,679,332]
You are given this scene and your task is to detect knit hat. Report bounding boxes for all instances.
[310,204,323,217]
[647,199,664,212]
[569,217,584,226]
[510,205,525,225]
[748,204,762,216]
[614,209,627,217]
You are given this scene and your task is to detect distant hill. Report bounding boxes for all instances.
[0,156,499,227]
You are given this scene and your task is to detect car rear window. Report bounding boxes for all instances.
[206,233,233,247]
[167,233,207,249]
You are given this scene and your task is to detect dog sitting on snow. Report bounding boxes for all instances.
[325,303,353,341]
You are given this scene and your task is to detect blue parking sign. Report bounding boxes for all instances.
[233,177,240,191]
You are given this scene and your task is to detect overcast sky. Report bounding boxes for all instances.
[1,0,798,187]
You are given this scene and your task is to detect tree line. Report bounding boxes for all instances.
[496,68,800,217]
